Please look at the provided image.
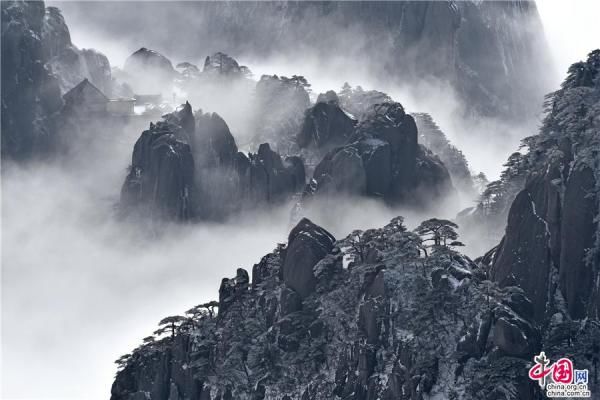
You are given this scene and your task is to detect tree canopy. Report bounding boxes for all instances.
[414,218,463,254]
[157,315,186,337]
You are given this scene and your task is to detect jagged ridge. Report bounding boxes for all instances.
[111,216,550,400]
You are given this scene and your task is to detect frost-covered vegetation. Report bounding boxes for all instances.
[491,50,599,216]
[460,50,600,252]
[412,113,476,198]
[112,216,548,400]
[111,50,600,395]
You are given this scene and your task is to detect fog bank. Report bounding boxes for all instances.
[1,161,295,399]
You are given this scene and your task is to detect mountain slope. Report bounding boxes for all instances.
[58,0,553,122]
[1,0,62,160]
[42,6,112,95]
[489,50,600,322]
[111,51,600,400]
[111,217,543,400]
[120,103,305,222]
[1,0,114,161]
[413,112,476,198]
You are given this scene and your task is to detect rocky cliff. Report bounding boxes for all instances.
[472,51,600,395]
[42,6,113,95]
[490,50,600,325]
[1,0,115,161]
[60,0,553,122]
[112,51,600,400]
[412,113,476,198]
[297,100,356,153]
[250,74,311,151]
[1,0,62,160]
[202,52,250,78]
[457,49,600,252]
[302,102,456,210]
[111,216,563,400]
[335,87,471,201]
[120,102,305,222]
[120,103,195,221]
[123,47,177,94]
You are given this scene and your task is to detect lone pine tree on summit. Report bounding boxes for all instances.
[414,218,464,255]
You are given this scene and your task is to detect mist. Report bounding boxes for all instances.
[51,0,600,181]
[5,1,595,399]
[50,0,547,181]
[1,160,292,399]
[537,0,600,87]
[1,148,457,400]
[0,76,468,399]
[0,90,459,400]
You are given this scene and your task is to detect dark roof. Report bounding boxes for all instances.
[63,78,109,103]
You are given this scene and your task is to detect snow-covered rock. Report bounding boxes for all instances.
[110,216,547,400]
[42,6,113,95]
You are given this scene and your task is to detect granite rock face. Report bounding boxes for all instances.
[251,74,311,149]
[559,165,598,319]
[247,143,306,205]
[492,160,599,320]
[304,102,456,209]
[192,111,238,168]
[111,217,548,400]
[120,103,195,221]
[42,6,112,95]
[125,47,176,77]
[64,0,553,122]
[203,52,249,77]
[413,112,475,196]
[491,157,600,321]
[491,172,557,322]
[1,0,119,161]
[296,102,356,151]
[490,51,600,324]
[123,47,176,94]
[121,102,305,222]
[281,218,335,298]
[1,0,63,160]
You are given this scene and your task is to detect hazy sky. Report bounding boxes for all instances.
[54,0,600,86]
[536,0,600,85]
